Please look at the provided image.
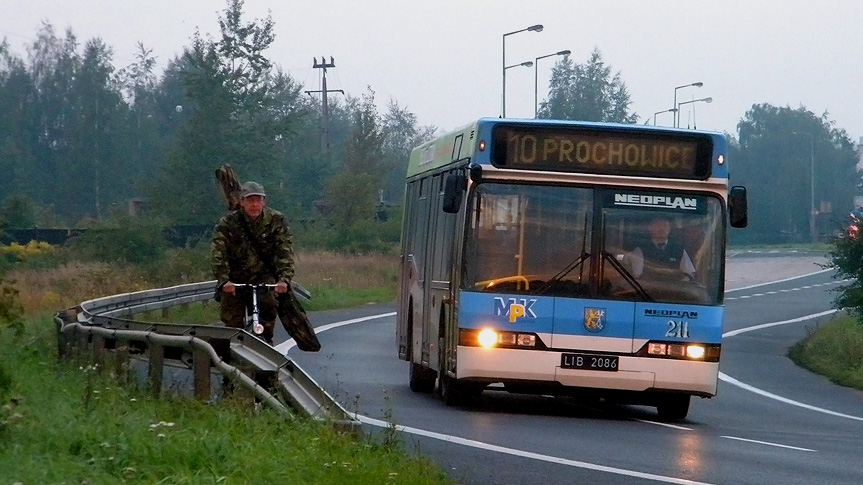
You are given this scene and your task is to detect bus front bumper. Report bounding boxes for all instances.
[457,345,718,397]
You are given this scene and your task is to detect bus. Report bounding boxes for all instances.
[396,117,747,420]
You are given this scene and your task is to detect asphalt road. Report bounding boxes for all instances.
[279,252,863,484]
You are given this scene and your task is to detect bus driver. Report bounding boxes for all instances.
[625,215,695,279]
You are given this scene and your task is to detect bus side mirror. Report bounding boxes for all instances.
[728,185,748,228]
[442,173,467,213]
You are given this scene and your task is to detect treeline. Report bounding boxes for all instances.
[0,1,435,254]
[0,0,860,248]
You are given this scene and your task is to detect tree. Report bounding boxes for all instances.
[327,88,384,229]
[537,48,637,123]
[380,99,436,204]
[733,104,858,244]
[828,229,863,323]
[148,0,304,224]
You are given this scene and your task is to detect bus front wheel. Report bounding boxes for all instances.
[656,395,691,421]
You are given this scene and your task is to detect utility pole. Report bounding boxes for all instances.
[305,57,344,156]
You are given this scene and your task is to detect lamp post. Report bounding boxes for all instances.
[672,81,703,127]
[502,24,543,117]
[652,108,676,126]
[534,49,570,118]
[794,131,818,243]
[676,96,712,128]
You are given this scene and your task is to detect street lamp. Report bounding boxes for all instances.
[534,49,570,118]
[676,96,712,128]
[502,24,543,117]
[672,81,703,127]
[794,131,818,243]
[652,108,676,126]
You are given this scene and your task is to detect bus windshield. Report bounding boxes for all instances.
[463,182,724,305]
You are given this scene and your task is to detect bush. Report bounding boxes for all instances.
[0,272,23,334]
[66,217,169,265]
[828,230,863,322]
[0,241,62,270]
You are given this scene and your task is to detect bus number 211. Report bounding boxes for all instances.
[666,320,689,338]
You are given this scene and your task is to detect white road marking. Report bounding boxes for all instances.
[722,309,837,338]
[275,265,848,480]
[283,311,712,484]
[718,371,863,422]
[720,436,815,452]
[358,414,715,485]
[635,419,692,430]
[274,311,396,354]
[725,267,832,293]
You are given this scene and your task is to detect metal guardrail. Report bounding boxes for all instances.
[54,280,358,432]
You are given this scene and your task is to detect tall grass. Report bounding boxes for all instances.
[789,314,863,389]
[0,316,452,484]
[7,249,398,315]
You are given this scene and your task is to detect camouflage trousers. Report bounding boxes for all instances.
[219,290,278,344]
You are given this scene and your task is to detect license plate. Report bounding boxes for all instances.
[561,353,619,371]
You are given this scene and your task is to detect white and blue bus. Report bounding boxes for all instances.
[397,118,747,420]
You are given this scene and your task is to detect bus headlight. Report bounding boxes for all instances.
[640,341,720,362]
[460,328,544,349]
[478,329,498,347]
[686,345,706,360]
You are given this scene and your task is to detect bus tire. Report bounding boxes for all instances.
[440,375,467,406]
[656,395,690,421]
[409,362,436,393]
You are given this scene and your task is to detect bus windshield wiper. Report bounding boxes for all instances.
[603,251,653,301]
[534,251,590,295]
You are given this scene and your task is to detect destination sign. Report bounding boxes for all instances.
[491,126,712,179]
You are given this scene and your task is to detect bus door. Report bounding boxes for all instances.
[399,176,433,364]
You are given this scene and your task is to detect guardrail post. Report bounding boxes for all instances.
[92,334,106,370]
[148,343,165,398]
[114,338,130,384]
[192,340,211,401]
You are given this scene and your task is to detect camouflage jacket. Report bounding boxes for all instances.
[211,207,295,285]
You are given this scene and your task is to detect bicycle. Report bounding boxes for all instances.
[229,283,280,339]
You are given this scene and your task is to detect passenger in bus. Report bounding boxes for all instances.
[625,216,695,280]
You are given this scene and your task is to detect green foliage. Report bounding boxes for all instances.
[538,48,637,123]
[66,217,169,264]
[0,272,23,334]
[138,245,212,286]
[0,240,63,271]
[0,316,453,484]
[828,230,863,321]
[731,104,858,245]
[789,314,863,389]
[0,195,37,229]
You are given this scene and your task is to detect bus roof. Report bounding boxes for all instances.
[406,118,728,180]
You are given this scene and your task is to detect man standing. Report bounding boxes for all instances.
[211,181,294,345]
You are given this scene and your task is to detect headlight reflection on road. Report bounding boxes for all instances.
[675,432,706,477]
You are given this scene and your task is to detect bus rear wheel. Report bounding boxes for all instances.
[409,362,436,393]
[656,395,691,421]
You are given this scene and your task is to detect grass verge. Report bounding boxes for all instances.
[0,315,452,484]
[788,314,863,390]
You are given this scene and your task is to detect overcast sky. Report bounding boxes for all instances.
[3,0,862,141]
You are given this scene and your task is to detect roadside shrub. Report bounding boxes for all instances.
[0,272,23,334]
[0,241,62,270]
[828,229,863,323]
[138,245,212,286]
[66,217,169,265]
